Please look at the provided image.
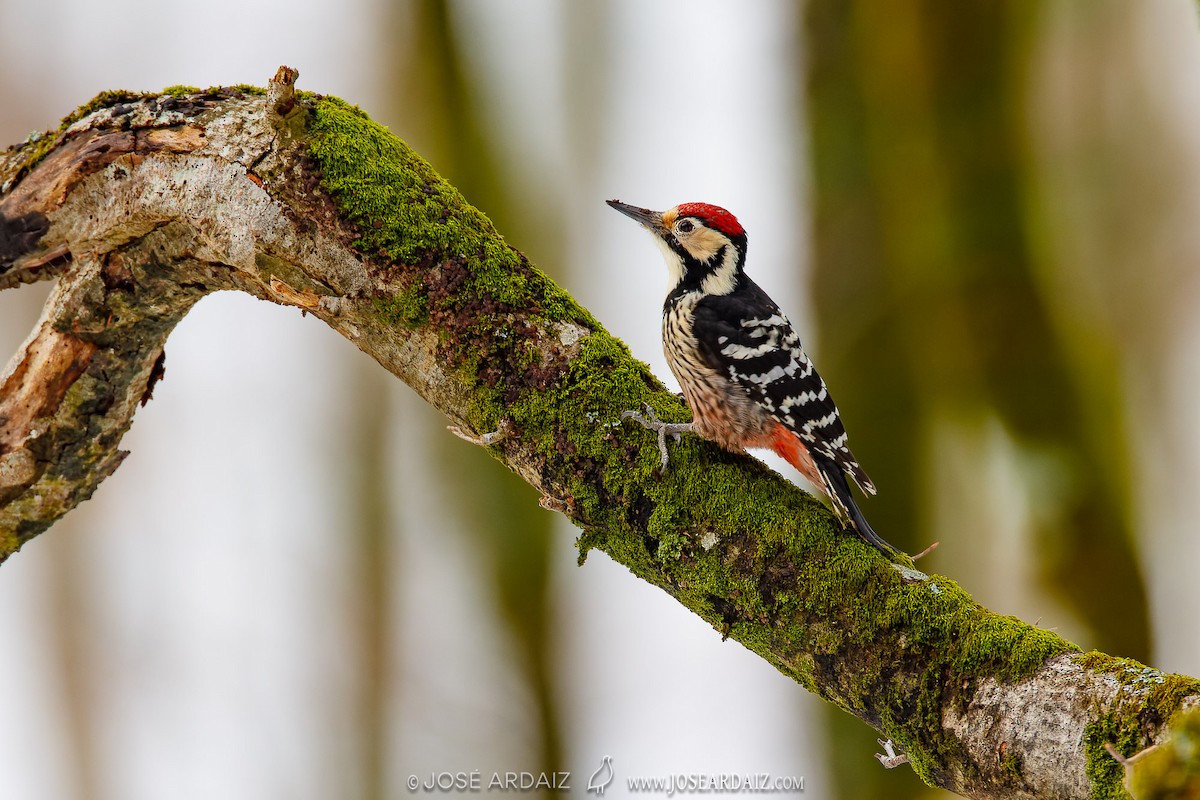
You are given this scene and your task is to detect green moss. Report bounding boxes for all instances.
[309,98,518,270]
[1086,713,1144,800]
[306,94,597,445]
[1076,651,1143,674]
[1000,750,1023,780]
[161,84,200,97]
[0,528,17,559]
[227,83,267,97]
[374,287,427,328]
[62,89,149,128]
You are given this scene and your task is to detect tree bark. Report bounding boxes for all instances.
[0,68,1196,799]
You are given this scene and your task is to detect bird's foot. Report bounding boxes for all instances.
[875,738,909,769]
[620,403,693,474]
[447,420,507,447]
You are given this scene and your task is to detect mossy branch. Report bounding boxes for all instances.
[1,69,1196,800]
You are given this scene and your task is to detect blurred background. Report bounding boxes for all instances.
[2,1,1200,798]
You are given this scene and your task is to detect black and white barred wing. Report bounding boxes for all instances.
[691,284,876,495]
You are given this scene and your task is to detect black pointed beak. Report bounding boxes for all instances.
[607,200,666,233]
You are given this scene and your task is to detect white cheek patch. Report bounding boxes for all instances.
[679,227,726,263]
[699,246,739,296]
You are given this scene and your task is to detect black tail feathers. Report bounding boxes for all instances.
[817,458,903,559]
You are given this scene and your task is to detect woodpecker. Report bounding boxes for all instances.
[608,199,900,557]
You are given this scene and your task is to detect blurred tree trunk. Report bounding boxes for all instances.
[347,361,394,800]
[383,0,564,778]
[804,2,1152,798]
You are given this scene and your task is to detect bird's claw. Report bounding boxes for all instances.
[875,738,909,769]
[447,422,507,447]
[620,403,689,474]
[621,403,677,437]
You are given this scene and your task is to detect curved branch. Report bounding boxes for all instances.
[1,69,1196,799]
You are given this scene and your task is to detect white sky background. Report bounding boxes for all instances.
[0,1,831,799]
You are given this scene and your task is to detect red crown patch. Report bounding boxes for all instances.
[675,202,745,237]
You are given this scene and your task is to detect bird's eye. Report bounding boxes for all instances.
[677,219,695,234]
